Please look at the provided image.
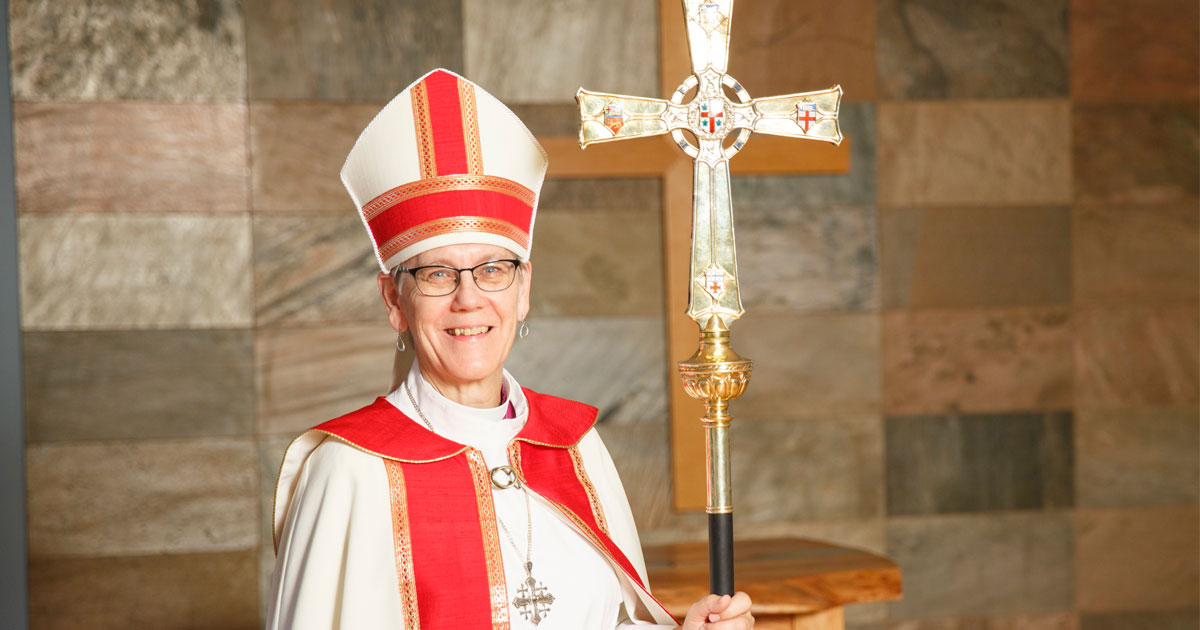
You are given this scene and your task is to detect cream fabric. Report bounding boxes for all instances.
[267,364,678,629]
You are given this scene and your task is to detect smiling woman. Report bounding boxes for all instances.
[265,69,753,630]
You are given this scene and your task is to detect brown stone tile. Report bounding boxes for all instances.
[880,206,1071,309]
[26,438,258,556]
[736,313,881,418]
[528,209,664,317]
[464,0,655,104]
[29,551,259,630]
[1079,610,1200,630]
[1075,307,1199,407]
[883,307,1073,415]
[735,415,885,522]
[738,205,878,313]
[887,512,1073,619]
[734,519,887,558]
[253,214,382,326]
[255,324,397,435]
[878,0,1069,99]
[1076,506,1200,612]
[23,330,253,442]
[887,613,1079,630]
[14,102,248,213]
[514,104,584,138]
[878,101,1072,207]
[726,0,877,100]
[507,317,668,424]
[1071,0,1200,102]
[1074,103,1199,204]
[1074,203,1199,305]
[245,0,462,101]
[10,0,246,101]
[886,412,1074,516]
[1076,407,1199,508]
[19,214,253,330]
[250,102,383,213]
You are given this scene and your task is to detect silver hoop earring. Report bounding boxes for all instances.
[518,321,530,339]
[395,334,406,352]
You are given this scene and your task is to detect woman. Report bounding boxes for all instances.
[267,69,754,630]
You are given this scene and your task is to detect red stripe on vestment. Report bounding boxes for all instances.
[367,189,533,259]
[516,443,644,588]
[403,456,501,629]
[425,72,469,175]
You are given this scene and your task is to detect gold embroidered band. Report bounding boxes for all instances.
[378,215,531,263]
[458,79,484,175]
[466,450,511,629]
[411,80,437,180]
[384,460,421,629]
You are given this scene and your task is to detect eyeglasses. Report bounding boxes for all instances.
[396,259,522,297]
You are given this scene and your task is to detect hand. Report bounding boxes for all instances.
[680,592,754,630]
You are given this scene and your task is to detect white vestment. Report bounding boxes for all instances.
[267,364,679,629]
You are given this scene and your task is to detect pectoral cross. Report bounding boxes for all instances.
[577,0,843,595]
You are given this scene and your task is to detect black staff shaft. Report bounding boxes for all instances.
[708,512,734,595]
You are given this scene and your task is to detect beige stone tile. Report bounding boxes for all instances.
[245,0,462,101]
[19,214,253,330]
[507,317,669,424]
[877,0,1068,99]
[887,512,1073,619]
[10,0,245,101]
[529,208,664,317]
[595,420,704,541]
[253,214,382,326]
[887,613,1078,630]
[883,307,1073,415]
[877,101,1071,207]
[463,0,656,104]
[23,330,253,442]
[1071,0,1200,102]
[726,0,877,100]
[735,416,884,522]
[736,313,881,418]
[29,551,259,630]
[1075,307,1199,407]
[880,206,1071,309]
[538,178,661,212]
[255,324,397,436]
[1076,407,1199,508]
[14,102,248,213]
[738,205,878,313]
[1074,204,1199,305]
[1074,103,1199,204]
[26,438,258,556]
[250,102,383,213]
[1076,506,1200,612]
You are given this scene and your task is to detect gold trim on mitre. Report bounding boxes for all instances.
[458,79,485,176]
[361,174,537,222]
[378,216,531,264]
[411,80,437,180]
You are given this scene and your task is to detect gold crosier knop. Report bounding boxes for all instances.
[576,0,843,594]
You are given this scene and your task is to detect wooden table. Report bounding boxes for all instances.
[644,538,903,629]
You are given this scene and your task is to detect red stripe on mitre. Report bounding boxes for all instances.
[401,457,497,629]
[516,441,646,590]
[367,189,533,260]
[424,71,469,175]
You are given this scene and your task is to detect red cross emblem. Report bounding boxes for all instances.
[700,99,724,134]
[796,102,818,133]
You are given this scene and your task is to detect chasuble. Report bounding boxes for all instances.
[267,365,679,629]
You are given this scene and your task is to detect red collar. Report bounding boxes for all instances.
[311,388,598,463]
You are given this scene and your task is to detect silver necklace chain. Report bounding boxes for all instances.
[400,381,555,625]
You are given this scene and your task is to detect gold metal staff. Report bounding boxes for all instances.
[576,0,843,595]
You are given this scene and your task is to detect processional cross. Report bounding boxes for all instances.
[577,0,843,595]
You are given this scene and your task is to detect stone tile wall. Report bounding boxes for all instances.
[11,1,1197,628]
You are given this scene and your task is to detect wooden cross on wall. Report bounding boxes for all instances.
[541,0,850,511]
